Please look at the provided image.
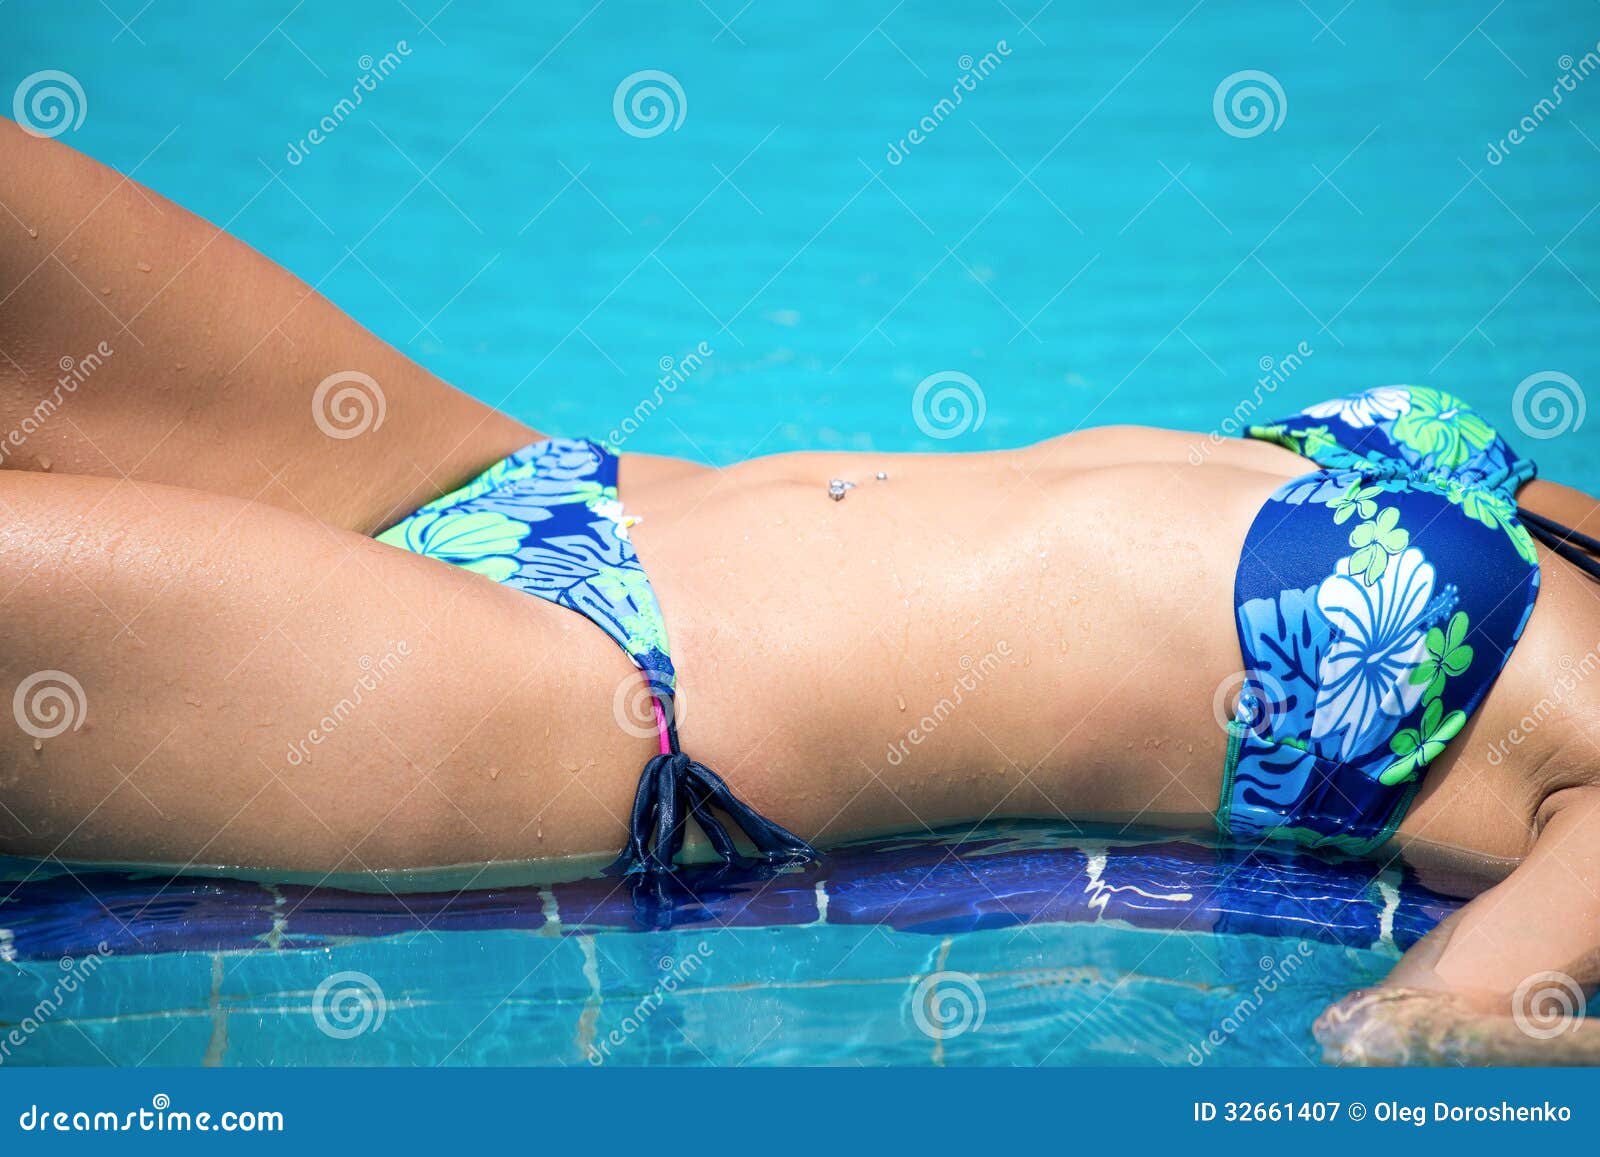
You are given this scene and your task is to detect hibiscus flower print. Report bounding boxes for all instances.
[588,496,640,542]
[1409,609,1473,703]
[409,457,538,515]
[1328,480,1382,525]
[377,509,531,584]
[1347,506,1409,584]
[1246,422,1345,465]
[1381,697,1467,785]
[1303,386,1411,428]
[1312,547,1435,761]
[1389,387,1494,468]
[1448,483,1540,566]
[528,441,604,479]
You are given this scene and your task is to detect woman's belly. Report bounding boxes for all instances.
[623,448,1292,843]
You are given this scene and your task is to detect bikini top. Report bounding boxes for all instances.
[1227,387,1545,852]
[379,438,815,885]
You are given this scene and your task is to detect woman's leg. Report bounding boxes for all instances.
[0,469,654,871]
[0,122,534,533]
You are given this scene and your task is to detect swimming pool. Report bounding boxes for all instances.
[2,823,1466,1065]
[3,0,1598,1066]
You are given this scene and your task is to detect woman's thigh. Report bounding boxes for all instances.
[0,122,535,533]
[0,470,652,871]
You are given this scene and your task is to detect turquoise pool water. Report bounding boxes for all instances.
[3,0,1599,1066]
[3,823,1467,1066]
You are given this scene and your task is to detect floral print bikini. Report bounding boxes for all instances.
[1224,385,1569,853]
[378,438,815,879]
[381,388,1584,873]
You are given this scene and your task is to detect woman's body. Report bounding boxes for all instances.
[5,121,1600,1062]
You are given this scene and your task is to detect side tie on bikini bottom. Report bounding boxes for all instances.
[608,687,817,879]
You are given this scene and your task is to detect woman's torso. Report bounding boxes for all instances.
[621,428,1595,877]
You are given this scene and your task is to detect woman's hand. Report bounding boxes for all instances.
[1314,987,1489,1065]
[1316,789,1600,1066]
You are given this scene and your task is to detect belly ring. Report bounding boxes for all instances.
[829,471,887,500]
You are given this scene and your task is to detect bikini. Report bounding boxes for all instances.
[380,388,1587,874]
[377,438,816,877]
[1224,385,1593,853]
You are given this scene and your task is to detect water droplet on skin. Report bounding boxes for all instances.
[174,363,185,371]
[37,457,51,471]
[32,739,42,752]
[896,694,906,711]
[488,767,500,780]
[27,228,37,239]
[136,261,152,272]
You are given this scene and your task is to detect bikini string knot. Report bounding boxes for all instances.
[607,687,818,878]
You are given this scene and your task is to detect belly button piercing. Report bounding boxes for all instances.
[875,471,888,481]
[828,478,856,501]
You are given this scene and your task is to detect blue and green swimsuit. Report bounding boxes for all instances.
[1225,385,1558,853]
[378,386,1581,874]
[377,438,814,880]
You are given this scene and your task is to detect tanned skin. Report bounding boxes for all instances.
[4,122,1599,1064]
